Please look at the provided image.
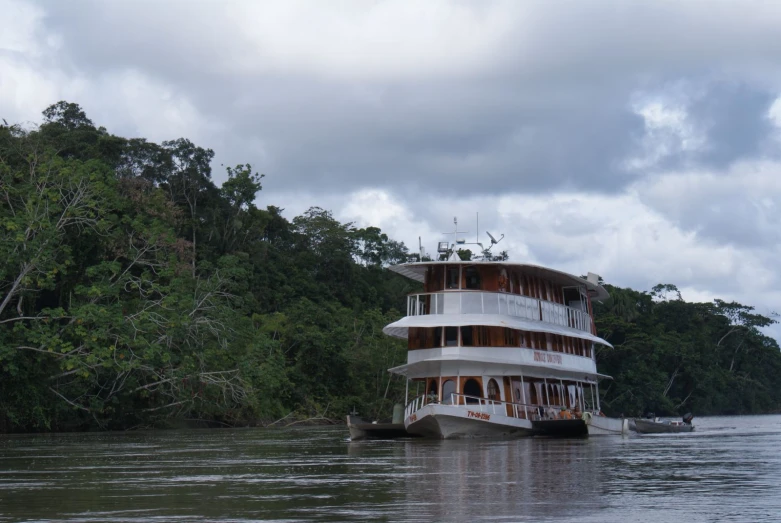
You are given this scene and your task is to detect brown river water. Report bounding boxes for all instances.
[1,415,780,522]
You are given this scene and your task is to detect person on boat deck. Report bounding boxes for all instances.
[573,405,582,418]
[559,407,572,420]
[546,406,557,419]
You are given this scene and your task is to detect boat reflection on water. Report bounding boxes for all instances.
[348,438,612,521]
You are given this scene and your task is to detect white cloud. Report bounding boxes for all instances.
[0,57,58,123]
[228,1,516,79]
[769,96,781,128]
[86,69,210,144]
[0,0,57,123]
[0,0,43,55]
[627,98,704,170]
[636,159,781,248]
[328,183,779,323]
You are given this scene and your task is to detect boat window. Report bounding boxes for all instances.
[446,266,460,289]
[513,272,521,295]
[563,286,583,309]
[428,266,444,292]
[444,327,458,346]
[463,266,481,290]
[504,328,517,347]
[463,379,481,404]
[460,326,474,346]
[498,269,509,293]
[474,326,489,346]
[407,328,420,349]
[427,379,438,402]
[487,379,500,401]
[441,380,456,404]
[434,327,442,347]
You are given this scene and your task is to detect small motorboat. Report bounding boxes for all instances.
[346,414,412,440]
[347,404,419,440]
[632,413,694,434]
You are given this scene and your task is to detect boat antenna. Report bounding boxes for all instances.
[418,236,426,260]
[439,217,469,259]
[483,230,504,259]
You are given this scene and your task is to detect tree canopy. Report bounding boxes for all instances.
[0,103,416,432]
[594,284,780,416]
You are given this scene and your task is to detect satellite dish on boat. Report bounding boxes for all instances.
[486,231,504,245]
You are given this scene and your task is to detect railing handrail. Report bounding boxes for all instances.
[407,289,587,316]
[404,393,601,422]
[405,290,592,334]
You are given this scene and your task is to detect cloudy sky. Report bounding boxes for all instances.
[3,0,781,329]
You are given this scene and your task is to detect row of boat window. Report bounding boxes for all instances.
[424,376,594,413]
[408,326,592,357]
[426,265,587,309]
[428,377,496,404]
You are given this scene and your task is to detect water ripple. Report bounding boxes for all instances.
[0,418,780,522]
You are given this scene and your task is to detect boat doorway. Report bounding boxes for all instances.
[463,378,482,404]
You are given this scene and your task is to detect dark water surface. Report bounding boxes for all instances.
[1,415,780,522]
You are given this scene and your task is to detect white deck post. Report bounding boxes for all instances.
[595,382,601,412]
[559,378,565,406]
[590,382,595,412]
[520,372,528,419]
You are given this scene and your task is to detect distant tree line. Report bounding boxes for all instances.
[0,103,779,432]
[594,283,780,417]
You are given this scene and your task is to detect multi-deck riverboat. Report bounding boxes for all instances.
[381,231,627,439]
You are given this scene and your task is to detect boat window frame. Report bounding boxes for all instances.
[463,266,481,290]
[446,265,460,290]
[444,326,458,346]
[441,380,457,405]
[487,378,500,402]
[460,326,474,347]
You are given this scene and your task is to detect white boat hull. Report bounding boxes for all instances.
[584,414,629,435]
[405,404,535,439]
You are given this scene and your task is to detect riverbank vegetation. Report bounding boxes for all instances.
[1,103,779,432]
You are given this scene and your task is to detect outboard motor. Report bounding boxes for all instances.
[682,413,694,425]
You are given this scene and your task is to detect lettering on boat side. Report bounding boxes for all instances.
[533,351,562,365]
[409,414,417,423]
[467,411,490,421]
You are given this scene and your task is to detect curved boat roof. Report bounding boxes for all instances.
[389,261,610,301]
[383,313,613,347]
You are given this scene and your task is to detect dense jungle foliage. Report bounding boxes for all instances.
[1,103,779,432]
[594,283,780,417]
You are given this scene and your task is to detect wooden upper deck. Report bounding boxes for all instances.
[389,261,609,302]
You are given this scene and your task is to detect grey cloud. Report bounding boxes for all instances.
[26,1,780,197]
[687,83,778,166]
[23,2,781,204]
[667,193,781,249]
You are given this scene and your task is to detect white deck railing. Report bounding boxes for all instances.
[406,291,592,334]
[404,393,599,422]
[405,393,535,420]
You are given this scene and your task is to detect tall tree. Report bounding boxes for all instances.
[161,138,215,276]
